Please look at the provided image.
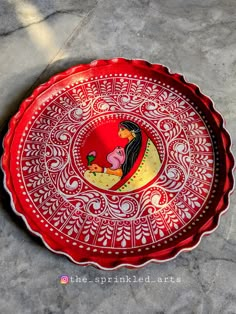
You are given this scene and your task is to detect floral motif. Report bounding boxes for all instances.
[18,75,214,250]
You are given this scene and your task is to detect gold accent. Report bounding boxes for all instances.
[120,139,161,192]
[84,139,161,191]
[84,171,120,189]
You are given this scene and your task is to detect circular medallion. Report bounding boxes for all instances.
[2,58,234,269]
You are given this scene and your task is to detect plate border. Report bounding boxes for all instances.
[1,58,234,270]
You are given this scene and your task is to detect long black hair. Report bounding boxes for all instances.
[119,120,142,179]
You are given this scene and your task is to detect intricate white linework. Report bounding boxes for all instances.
[19,76,214,249]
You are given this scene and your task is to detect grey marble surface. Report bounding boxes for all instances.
[0,1,235,313]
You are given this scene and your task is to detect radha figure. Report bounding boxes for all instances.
[85,120,161,192]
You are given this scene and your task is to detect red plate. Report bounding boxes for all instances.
[2,58,234,269]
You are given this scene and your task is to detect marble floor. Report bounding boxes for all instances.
[0,1,236,313]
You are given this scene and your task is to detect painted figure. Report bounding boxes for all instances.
[84,120,161,192]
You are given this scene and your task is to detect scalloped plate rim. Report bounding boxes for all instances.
[1,57,235,270]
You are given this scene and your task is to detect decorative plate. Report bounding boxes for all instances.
[2,58,234,270]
